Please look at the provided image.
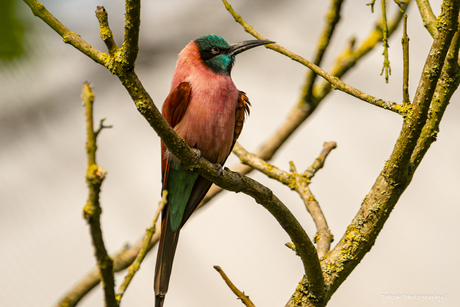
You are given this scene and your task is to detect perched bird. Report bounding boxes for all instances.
[155,34,273,307]
[154,35,273,307]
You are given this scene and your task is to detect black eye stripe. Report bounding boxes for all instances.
[200,47,229,61]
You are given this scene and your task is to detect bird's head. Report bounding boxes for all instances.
[195,34,274,76]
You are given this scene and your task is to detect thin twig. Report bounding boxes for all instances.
[214,266,256,307]
[380,0,391,83]
[95,6,118,55]
[81,82,118,307]
[304,141,337,180]
[232,142,292,186]
[402,14,410,104]
[222,0,401,113]
[367,0,377,13]
[289,143,335,259]
[303,0,345,102]
[115,191,167,302]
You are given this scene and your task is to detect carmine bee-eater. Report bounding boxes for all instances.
[155,34,273,307]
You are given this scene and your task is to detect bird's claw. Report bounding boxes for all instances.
[191,148,202,164]
[213,163,224,176]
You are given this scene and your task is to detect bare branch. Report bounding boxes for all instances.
[232,142,292,186]
[304,141,337,180]
[290,161,333,259]
[303,0,345,101]
[81,82,118,307]
[402,14,410,104]
[416,0,437,37]
[214,266,256,307]
[380,0,391,83]
[121,0,141,67]
[95,6,118,55]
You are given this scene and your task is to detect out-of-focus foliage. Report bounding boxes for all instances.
[0,0,24,59]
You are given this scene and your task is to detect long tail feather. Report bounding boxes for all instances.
[154,210,180,307]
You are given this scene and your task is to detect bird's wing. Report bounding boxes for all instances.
[233,91,251,146]
[161,82,191,187]
[162,82,191,128]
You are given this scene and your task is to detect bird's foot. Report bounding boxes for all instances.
[191,148,202,164]
[213,163,224,176]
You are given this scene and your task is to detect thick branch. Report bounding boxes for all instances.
[122,0,141,67]
[410,25,460,170]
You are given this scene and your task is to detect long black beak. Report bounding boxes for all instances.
[228,39,275,56]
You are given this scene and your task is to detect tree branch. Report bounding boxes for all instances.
[304,141,337,181]
[416,0,437,37]
[121,0,141,68]
[290,160,333,259]
[303,0,345,101]
[214,266,256,307]
[95,6,118,56]
[402,14,410,104]
[410,22,460,171]
[81,82,118,307]
[380,0,391,83]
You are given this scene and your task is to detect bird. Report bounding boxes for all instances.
[155,34,273,307]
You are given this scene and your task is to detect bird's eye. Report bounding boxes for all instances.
[211,47,220,54]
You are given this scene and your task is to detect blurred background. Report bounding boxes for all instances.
[1,0,459,306]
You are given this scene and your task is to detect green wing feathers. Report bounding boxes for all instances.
[166,163,200,232]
